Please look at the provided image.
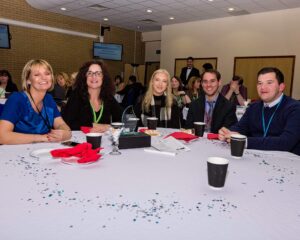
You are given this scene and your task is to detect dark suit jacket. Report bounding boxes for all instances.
[185,93,237,133]
[180,67,200,86]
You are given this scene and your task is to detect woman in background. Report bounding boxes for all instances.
[0,69,18,94]
[186,76,201,101]
[62,60,122,132]
[51,72,70,101]
[134,69,181,128]
[221,75,247,106]
[171,76,191,108]
[0,59,71,144]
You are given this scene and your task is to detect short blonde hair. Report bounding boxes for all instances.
[142,69,173,112]
[22,59,55,92]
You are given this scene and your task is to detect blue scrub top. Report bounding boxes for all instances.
[0,92,61,134]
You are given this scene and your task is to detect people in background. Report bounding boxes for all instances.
[0,59,71,144]
[62,60,122,132]
[118,75,144,108]
[219,67,300,155]
[134,69,181,128]
[0,69,18,94]
[186,76,202,101]
[114,75,125,92]
[186,69,237,133]
[50,72,70,101]
[202,63,213,72]
[180,56,200,88]
[171,76,191,108]
[65,71,77,99]
[221,75,247,106]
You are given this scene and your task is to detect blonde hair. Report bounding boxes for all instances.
[142,69,173,112]
[188,76,201,92]
[22,59,55,92]
[55,72,71,88]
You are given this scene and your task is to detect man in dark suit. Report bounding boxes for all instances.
[180,56,200,88]
[185,69,237,133]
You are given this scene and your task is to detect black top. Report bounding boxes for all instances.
[61,89,122,130]
[134,95,181,129]
[185,93,237,133]
[180,67,200,87]
[4,83,18,93]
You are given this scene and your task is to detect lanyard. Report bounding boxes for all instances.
[90,101,104,123]
[27,91,52,131]
[261,97,283,138]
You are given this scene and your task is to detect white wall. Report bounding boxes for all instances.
[142,31,161,62]
[160,8,300,99]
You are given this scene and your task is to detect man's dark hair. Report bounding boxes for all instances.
[187,56,194,61]
[201,69,221,81]
[202,63,213,71]
[257,67,284,84]
[129,75,137,83]
[232,75,243,85]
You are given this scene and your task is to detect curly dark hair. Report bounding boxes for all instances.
[74,60,114,103]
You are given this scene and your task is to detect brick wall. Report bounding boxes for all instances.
[0,0,145,88]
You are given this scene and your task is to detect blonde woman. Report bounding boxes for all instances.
[0,59,71,144]
[51,72,70,100]
[134,69,181,128]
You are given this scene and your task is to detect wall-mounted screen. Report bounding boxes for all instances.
[0,24,11,49]
[93,42,122,61]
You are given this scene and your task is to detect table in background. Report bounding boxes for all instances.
[0,130,299,240]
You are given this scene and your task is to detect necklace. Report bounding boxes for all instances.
[90,101,104,123]
[27,91,52,131]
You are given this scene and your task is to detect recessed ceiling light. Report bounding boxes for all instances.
[208,0,214,2]
[146,9,152,13]
[169,17,174,20]
[103,17,109,21]
[228,7,235,11]
[60,7,67,11]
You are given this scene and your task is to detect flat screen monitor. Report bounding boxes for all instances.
[0,24,11,49]
[93,42,122,61]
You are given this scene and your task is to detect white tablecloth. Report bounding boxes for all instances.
[0,130,299,240]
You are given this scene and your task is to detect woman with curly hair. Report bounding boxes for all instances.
[134,69,180,128]
[62,60,122,132]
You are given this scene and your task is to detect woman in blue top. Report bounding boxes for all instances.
[0,59,71,144]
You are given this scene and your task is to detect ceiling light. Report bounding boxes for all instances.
[208,0,214,2]
[146,9,152,13]
[60,7,67,11]
[169,17,174,20]
[103,18,109,21]
[228,7,235,11]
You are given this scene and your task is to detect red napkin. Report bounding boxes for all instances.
[165,132,198,142]
[81,126,92,133]
[138,128,147,133]
[207,133,219,140]
[50,143,102,164]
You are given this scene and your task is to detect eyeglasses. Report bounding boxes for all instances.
[86,71,103,77]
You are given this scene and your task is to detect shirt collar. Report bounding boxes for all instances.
[264,93,283,108]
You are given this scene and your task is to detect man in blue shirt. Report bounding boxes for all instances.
[219,67,300,155]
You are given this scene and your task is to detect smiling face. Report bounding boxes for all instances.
[86,64,103,90]
[257,72,285,103]
[201,72,221,98]
[171,77,180,90]
[152,72,168,96]
[56,75,66,87]
[27,65,52,93]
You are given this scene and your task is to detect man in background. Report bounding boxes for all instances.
[180,56,200,88]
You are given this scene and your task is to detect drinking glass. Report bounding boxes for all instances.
[109,122,124,155]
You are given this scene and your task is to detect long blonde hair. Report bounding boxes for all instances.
[142,69,173,112]
[55,72,71,88]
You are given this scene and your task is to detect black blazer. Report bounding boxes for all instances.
[180,67,200,86]
[62,89,122,130]
[185,93,237,133]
